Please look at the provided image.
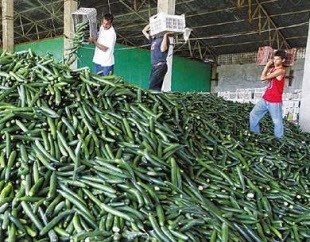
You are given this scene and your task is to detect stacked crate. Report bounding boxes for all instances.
[236,88,253,103]
[217,88,302,123]
[256,46,297,66]
[253,88,265,103]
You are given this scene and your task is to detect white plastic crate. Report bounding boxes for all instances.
[149,12,186,36]
[72,8,97,39]
[236,88,253,99]
[217,91,230,100]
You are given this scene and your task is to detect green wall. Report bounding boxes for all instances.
[6,37,211,92]
[78,44,151,89]
[172,57,211,92]
[14,37,64,62]
[78,44,211,92]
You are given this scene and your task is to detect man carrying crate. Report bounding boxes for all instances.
[88,13,116,76]
[249,49,287,138]
[142,24,174,92]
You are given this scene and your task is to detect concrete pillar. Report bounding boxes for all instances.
[157,1,175,15]
[2,0,14,52]
[299,18,310,133]
[158,0,175,92]
[63,0,77,68]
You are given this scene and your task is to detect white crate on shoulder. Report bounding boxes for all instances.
[150,12,186,36]
[72,8,97,38]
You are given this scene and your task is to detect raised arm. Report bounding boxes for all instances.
[160,32,174,52]
[142,24,150,40]
[261,60,285,81]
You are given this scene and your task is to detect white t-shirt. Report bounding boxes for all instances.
[93,26,116,67]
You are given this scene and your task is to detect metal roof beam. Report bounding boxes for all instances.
[188,22,308,41]
[15,1,63,14]
[240,0,291,48]
[191,9,309,29]
[119,0,148,22]
[36,0,63,24]
[185,0,278,18]
[173,37,217,62]
[14,30,32,42]
[117,32,137,46]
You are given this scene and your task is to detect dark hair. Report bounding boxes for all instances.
[103,13,113,23]
[274,49,287,59]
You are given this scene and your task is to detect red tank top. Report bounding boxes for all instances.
[263,67,286,103]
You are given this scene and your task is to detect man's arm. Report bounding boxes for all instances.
[142,24,150,40]
[160,32,174,52]
[261,60,285,81]
[88,37,108,52]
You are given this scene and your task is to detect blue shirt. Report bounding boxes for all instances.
[150,36,168,65]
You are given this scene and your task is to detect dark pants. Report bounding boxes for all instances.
[149,63,168,91]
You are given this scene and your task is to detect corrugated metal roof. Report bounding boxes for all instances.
[1,0,310,61]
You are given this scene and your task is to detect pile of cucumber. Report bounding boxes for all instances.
[0,49,310,241]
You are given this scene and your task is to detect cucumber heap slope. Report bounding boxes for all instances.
[0,50,310,241]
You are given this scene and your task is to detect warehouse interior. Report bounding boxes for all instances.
[1,1,310,241]
[1,1,309,88]
[1,0,309,60]
[2,0,309,128]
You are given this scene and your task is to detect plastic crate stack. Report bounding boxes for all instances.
[256,46,297,67]
[282,89,302,123]
[236,88,253,103]
[217,88,302,123]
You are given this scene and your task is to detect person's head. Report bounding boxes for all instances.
[102,13,113,30]
[273,49,287,66]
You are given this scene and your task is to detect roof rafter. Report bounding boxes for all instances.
[36,0,64,24]
[189,22,308,41]
[191,9,308,30]
[240,0,291,48]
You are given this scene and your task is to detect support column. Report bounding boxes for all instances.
[158,0,175,92]
[2,0,14,52]
[64,0,77,68]
[157,1,175,15]
[299,18,310,132]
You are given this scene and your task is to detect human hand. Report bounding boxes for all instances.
[266,59,274,68]
[165,32,175,36]
[88,37,94,43]
[143,24,150,32]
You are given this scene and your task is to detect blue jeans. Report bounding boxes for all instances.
[95,64,114,76]
[249,99,283,138]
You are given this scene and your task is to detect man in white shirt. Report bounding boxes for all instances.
[88,13,116,76]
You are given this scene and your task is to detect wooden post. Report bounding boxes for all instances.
[2,0,14,52]
[63,0,77,68]
[158,0,176,92]
[299,18,310,132]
